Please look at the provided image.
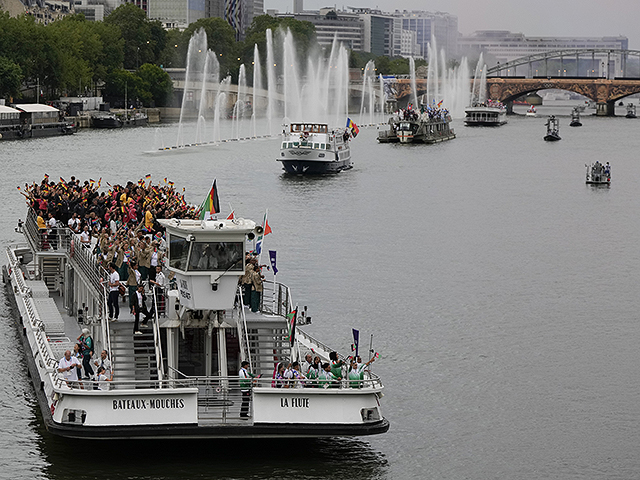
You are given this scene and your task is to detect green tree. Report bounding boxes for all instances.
[105,4,165,69]
[104,68,149,105]
[183,18,237,76]
[0,56,23,99]
[136,63,173,106]
[158,28,184,68]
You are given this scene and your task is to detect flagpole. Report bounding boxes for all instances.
[272,269,277,313]
[257,209,268,265]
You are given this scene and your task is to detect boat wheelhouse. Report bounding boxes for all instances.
[464,103,507,126]
[0,104,75,140]
[586,161,611,185]
[3,209,388,439]
[277,123,353,174]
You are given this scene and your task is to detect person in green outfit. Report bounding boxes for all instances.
[319,362,341,388]
[329,351,345,379]
[348,355,376,388]
[239,361,257,417]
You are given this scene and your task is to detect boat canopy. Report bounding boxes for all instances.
[14,104,60,113]
[290,123,329,134]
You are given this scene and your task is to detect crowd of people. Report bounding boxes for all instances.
[21,175,200,338]
[270,351,376,389]
[57,328,113,390]
[393,102,451,123]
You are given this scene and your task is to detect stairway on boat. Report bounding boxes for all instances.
[243,311,291,377]
[108,321,158,385]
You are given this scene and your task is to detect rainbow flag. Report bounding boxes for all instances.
[346,118,359,137]
[198,179,220,220]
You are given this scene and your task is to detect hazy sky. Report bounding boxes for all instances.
[266,0,640,50]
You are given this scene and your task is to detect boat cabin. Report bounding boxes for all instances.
[282,122,345,151]
[160,218,255,311]
[15,104,63,126]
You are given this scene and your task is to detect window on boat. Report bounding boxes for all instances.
[314,143,319,149]
[169,235,189,271]
[282,142,286,149]
[187,242,244,272]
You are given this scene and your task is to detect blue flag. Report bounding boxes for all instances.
[269,250,278,275]
[352,329,359,357]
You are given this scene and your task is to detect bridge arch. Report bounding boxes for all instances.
[484,49,640,115]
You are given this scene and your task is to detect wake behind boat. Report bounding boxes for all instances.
[277,122,354,174]
[3,178,388,439]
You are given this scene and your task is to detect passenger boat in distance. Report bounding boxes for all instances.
[625,103,637,119]
[0,104,76,140]
[569,108,582,127]
[377,105,456,144]
[586,161,611,185]
[92,110,149,129]
[525,105,537,117]
[544,115,561,141]
[278,122,353,174]
[464,100,507,126]
[3,204,389,439]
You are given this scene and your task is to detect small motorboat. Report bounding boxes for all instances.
[525,105,537,117]
[586,161,611,185]
[569,108,582,127]
[625,103,636,119]
[544,115,561,141]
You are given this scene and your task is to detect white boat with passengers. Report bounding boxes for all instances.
[464,101,507,126]
[3,208,388,439]
[277,122,353,174]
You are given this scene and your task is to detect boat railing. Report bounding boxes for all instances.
[24,209,73,253]
[251,373,384,390]
[234,287,253,371]
[6,249,64,385]
[260,280,293,317]
[24,209,107,316]
[150,286,166,382]
[100,284,114,375]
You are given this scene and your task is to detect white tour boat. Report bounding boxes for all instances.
[3,208,389,439]
[464,102,507,126]
[277,123,353,174]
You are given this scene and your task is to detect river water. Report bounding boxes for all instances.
[2,102,640,479]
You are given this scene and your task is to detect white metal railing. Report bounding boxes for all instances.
[234,287,252,371]
[151,287,166,382]
[101,284,114,374]
[7,250,64,389]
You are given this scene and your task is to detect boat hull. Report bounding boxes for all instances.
[0,123,76,140]
[4,261,388,440]
[279,159,352,174]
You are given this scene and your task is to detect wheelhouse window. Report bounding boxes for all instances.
[169,235,189,271]
[187,242,244,272]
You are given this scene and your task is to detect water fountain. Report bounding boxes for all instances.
[419,35,471,119]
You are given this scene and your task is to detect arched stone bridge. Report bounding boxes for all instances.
[487,77,640,115]
[485,49,640,115]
